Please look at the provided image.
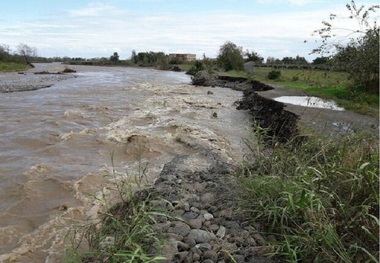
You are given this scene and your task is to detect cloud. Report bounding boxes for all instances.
[0,3,329,60]
[256,0,322,5]
[68,2,125,17]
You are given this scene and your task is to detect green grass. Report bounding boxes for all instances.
[222,67,379,116]
[237,129,379,262]
[0,62,30,72]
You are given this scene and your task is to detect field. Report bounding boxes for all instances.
[0,62,30,72]
[227,67,379,117]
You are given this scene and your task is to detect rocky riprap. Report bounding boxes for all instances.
[144,150,272,263]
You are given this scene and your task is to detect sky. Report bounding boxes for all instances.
[0,0,379,61]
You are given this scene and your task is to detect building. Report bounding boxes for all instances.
[168,53,196,62]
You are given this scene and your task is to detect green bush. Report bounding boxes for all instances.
[267,70,281,80]
[238,131,379,262]
[187,61,205,76]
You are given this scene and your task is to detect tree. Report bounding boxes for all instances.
[244,50,263,64]
[312,1,379,94]
[110,52,119,62]
[217,41,244,71]
[17,43,37,65]
[312,56,330,65]
[131,50,138,63]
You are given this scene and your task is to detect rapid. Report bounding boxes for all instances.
[0,64,251,262]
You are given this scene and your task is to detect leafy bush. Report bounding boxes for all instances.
[267,70,281,80]
[187,61,205,76]
[238,130,379,262]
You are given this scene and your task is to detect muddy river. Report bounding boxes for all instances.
[0,64,251,262]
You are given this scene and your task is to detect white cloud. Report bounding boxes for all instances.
[0,3,333,60]
[256,0,323,5]
[68,3,125,17]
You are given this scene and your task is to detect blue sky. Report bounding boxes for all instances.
[0,0,378,61]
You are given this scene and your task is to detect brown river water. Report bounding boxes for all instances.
[0,64,251,262]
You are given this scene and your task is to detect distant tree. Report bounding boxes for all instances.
[131,50,138,63]
[17,43,37,65]
[217,41,244,71]
[110,52,119,62]
[312,0,379,94]
[312,56,330,65]
[281,55,308,65]
[244,50,263,64]
[155,52,169,70]
[1,44,11,54]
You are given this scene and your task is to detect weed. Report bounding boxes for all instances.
[237,129,379,262]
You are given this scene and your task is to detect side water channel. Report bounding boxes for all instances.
[0,64,252,262]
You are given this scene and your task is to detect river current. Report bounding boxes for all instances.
[0,64,251,262]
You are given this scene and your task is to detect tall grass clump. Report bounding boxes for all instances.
[65,156,168,263]
[238,130,379,262]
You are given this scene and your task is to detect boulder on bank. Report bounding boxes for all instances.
[191,70,213,86]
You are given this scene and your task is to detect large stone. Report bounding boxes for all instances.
[243,61,255,75]
[189,218,203,229]
[216,226,226,238]
[192,70,212,86]
[168,221,191,237]
[188,229,212,243]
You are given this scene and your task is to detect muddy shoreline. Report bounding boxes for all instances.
[0,63,76,93]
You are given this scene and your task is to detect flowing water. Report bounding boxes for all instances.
[0,64,251,262]
[274,96,344,111]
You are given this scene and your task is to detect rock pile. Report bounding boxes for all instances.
[145,152,272,263]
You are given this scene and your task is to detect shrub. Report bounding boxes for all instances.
[267,70,281,80]
[187,61,205,76]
